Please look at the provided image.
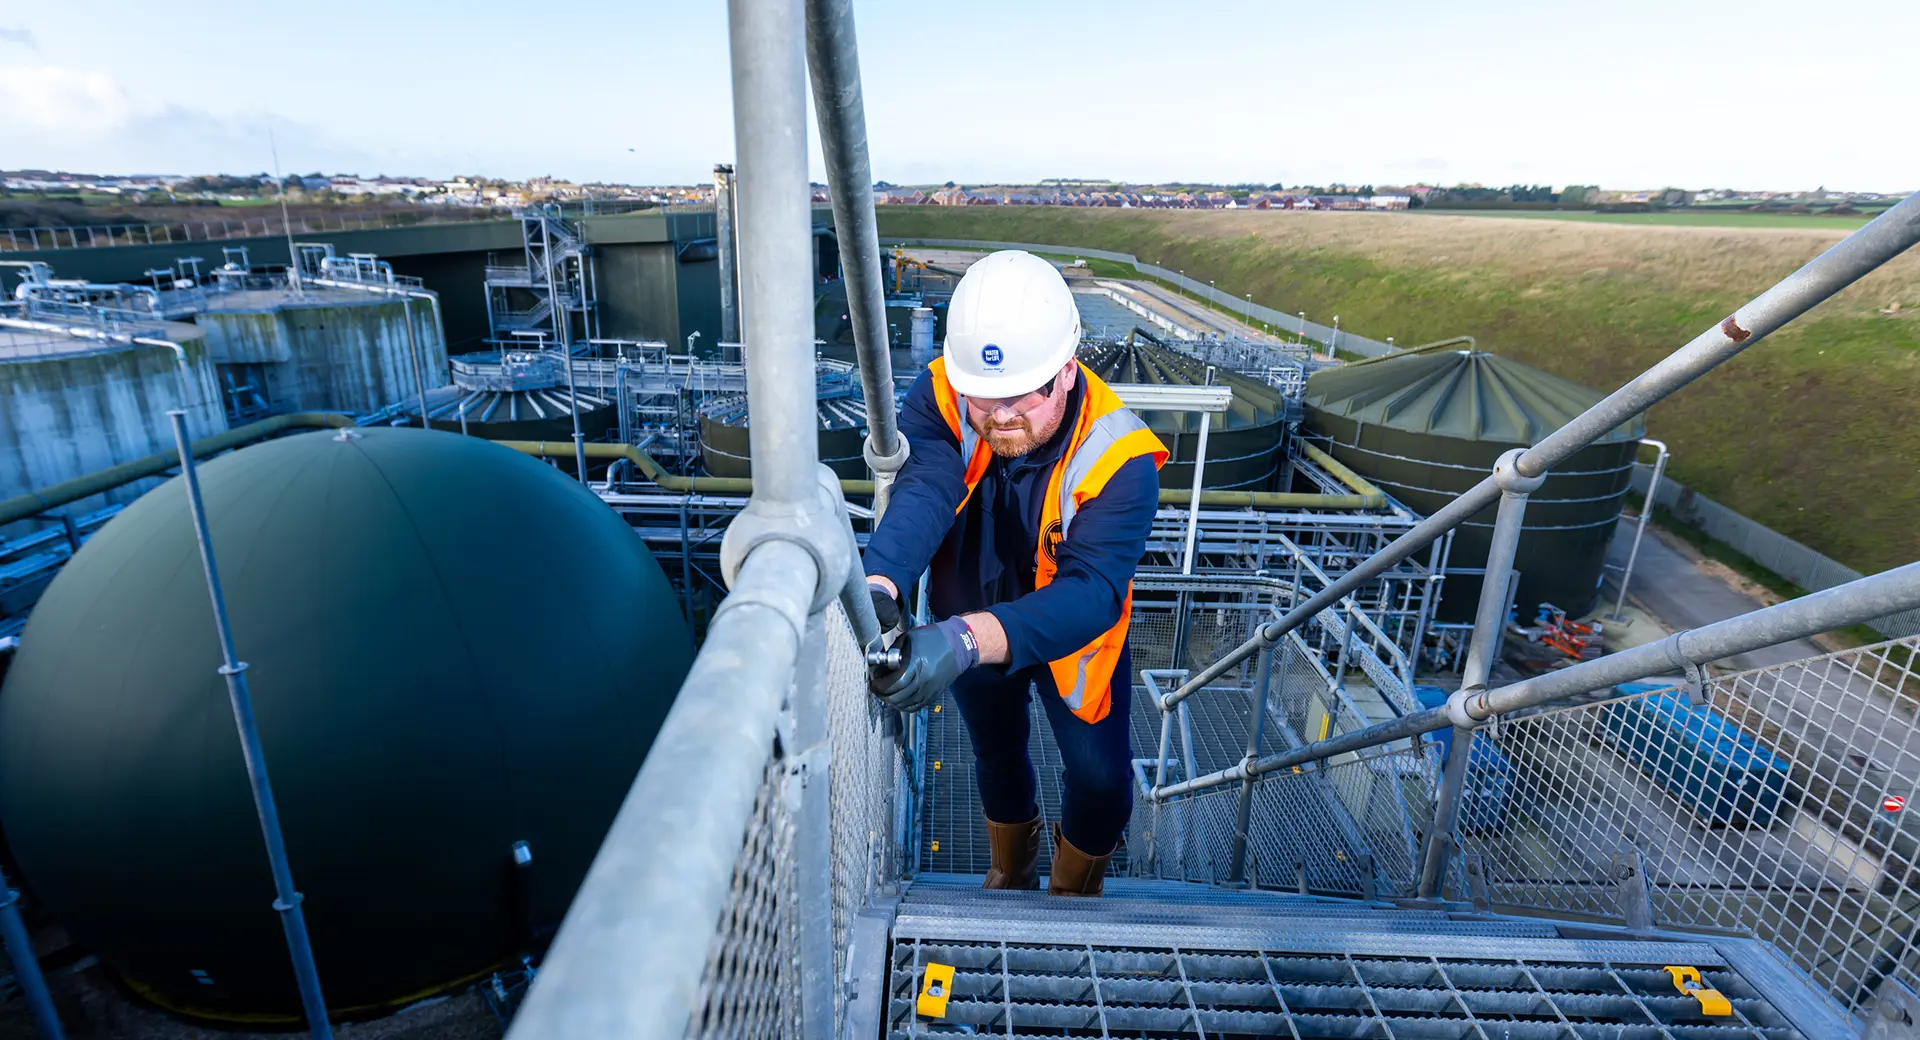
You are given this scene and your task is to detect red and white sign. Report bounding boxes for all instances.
[1884,794,1906,813]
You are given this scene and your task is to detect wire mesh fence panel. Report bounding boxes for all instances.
[822,603,905,1027]
[1454,636,1920,1019]
[687,753,803,1040]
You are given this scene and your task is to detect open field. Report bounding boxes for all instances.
[877,206,1920,574]
[1413,209,1882,229]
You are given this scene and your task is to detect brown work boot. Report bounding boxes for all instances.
[1047,824,1114,897]
[982,814,1041,890]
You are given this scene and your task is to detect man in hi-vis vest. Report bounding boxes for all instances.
[865,250,1166,896]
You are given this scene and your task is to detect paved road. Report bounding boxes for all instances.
[1600,516,1825,671]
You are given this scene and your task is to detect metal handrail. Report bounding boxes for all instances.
[1152,558,1920,801]
[1154,189,1920,721]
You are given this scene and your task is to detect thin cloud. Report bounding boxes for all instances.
[0,27,37,51]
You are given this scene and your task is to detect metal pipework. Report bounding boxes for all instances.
[1610,438,1669,621]
[805,0,907,517]
[0,863,64,1040]
[1152,558,1920,803]
[166,411,333,1039]
[0,412,355,528]
[1417,450,1540,898]
[1159,188,1920,713]
[713,164,739,345]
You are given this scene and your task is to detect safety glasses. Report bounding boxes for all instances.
[969,375,1058,417]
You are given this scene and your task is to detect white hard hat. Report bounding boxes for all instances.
[941,250,1081,398]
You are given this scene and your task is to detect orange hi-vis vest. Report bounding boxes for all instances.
[928,358,1168,723]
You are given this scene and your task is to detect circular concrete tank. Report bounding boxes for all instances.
[0,427,693,1019]
[0,320,226,530]
[1305,347,1644,619]
[194,288,448,416]
[699,390,869,480]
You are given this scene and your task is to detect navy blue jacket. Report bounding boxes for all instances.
[863,368,1160,674]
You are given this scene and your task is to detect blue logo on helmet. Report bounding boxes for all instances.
[981,344,1003,367]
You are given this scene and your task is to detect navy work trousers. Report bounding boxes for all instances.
[950,647,1134,856]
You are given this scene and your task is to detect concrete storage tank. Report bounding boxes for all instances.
[397,349,616,441]
[699,389,869,480]
[0,320,226,529]
[1304,345,1643,619]
[1078,340,1289,491]
[0,427,693,1020]
[194,287,449,416]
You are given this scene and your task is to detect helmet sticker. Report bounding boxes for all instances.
[980,344,1003,367]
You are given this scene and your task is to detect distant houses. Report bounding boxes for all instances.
[876,185,1417,211]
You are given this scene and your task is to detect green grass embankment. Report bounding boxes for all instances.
[877,207,1920,575]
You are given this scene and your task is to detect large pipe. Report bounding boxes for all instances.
[732,0,818,507]
[495,438,1386,513]
[1154,559,1920,802]
[168,411,333,1039]
[713,164,739,346]
[1160,189,1920,711]
[0,412,355,528]
[805,0,907,515]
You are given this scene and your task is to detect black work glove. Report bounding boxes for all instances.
[868,580,903,633]
[870,617,980,713]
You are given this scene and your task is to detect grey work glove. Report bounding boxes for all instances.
[868,580,903,633]
[870,616,980,713]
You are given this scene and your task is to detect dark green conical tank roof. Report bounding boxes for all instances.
[1305,346,1644,445]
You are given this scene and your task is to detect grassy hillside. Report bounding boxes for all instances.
[877,207,1920,574]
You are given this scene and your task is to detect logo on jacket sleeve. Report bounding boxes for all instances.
[980,344,1003,367]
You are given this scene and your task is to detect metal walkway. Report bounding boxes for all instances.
[883,878,1848,1040]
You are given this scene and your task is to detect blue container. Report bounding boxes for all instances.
[1602,682,1791,829]
[1414,686,1513,833]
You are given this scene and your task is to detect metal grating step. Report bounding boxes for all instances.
[919,684,1263,876]
[886,938,1812,1040]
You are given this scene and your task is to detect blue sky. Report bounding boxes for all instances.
[0,0,1913,192]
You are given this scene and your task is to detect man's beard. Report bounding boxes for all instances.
[972,408,1064,458]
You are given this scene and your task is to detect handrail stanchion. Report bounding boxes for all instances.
[1418,449,1539,899]
[1228,638,1276,885]
[167,410,333,1039]
[1609,438,1669,622]
[0,863,64,1040]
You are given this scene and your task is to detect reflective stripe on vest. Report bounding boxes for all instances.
[928,358,1168,723]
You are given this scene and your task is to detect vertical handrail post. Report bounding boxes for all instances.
[1610,438,1669,622]
[166,410,333,1039]
[0,864,64,1040]
[1418,449,1539,899]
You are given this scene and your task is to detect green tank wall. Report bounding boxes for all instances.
[1079,342,1289,491]
[1304,348,1643,619]
[593,242,683,346]
[0,427,693,1017]
[699,414,868,480]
